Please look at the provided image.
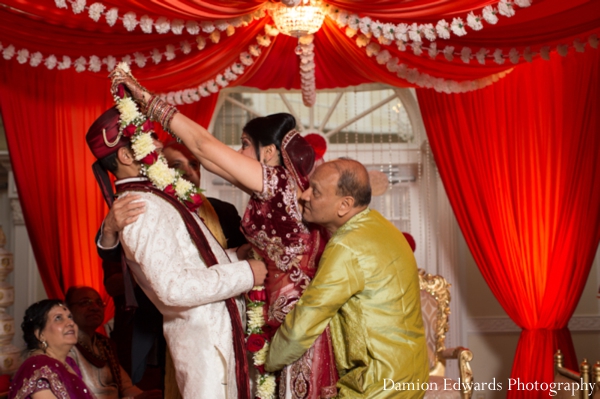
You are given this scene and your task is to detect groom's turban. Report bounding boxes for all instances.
[86,106,130,160]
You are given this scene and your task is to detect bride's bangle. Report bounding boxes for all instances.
[146,96,179,136]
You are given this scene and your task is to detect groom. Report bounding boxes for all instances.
[86,104,266,399]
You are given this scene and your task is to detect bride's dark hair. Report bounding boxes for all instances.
[242,113,296,164]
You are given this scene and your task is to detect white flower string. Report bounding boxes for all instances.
[297,35,317,107]
[156,25,279,105]
[112,63,204,211]
[326,0,532,49]
[358,38,513,93]
[0,22,278,81]
[54,0,266,36]
[245,286,276,399]
[348,27,599,67]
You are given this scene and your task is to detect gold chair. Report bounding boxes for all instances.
[554,350,600,398]
[419,269,474,399]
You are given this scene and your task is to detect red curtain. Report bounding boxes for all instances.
[0,61,218,321]
[417,48,600,395]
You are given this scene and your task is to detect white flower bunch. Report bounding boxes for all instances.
[131,134,156,160]
[247,305,265,332]
[256,373,276,399]
[174,177,194,200]
[116,97,142,125]
[146,160,177,190]
[253,342,269,366]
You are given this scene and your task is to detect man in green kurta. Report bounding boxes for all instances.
[265,159,429,398]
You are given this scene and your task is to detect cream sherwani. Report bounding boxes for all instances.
[117,178,254,399]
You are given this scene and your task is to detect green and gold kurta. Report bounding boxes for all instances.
[265,209,429,398]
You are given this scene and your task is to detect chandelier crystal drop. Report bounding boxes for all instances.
[270,0,326,38]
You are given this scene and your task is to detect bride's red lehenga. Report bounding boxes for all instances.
[241,131,338,399]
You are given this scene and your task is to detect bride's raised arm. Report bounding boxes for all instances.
[110,66,264,194]
[170,112,264,194]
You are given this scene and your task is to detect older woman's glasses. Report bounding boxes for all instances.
[73,299,106,308]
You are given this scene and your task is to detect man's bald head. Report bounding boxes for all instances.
[300,158,371,233]
[326,158,371,207]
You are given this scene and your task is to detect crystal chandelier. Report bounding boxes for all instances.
[270,0,326,38]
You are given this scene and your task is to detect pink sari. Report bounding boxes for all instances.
[9,354,95,399]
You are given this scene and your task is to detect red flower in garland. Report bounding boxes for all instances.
[116,84,125,99]
[246,333,266,352]
[261,324,276,341]
[141,120,154,132]
[248,289,267,302]
[184,192,203,213]
[122,124,137,138]
[140,151,158,165]
[164,184,176,197]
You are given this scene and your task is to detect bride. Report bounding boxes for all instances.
[110,65,338,399]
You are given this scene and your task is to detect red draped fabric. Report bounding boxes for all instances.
[1,0,598,93]
[417,49,600,395]
[0,0,598,382]
[0,61,217,321]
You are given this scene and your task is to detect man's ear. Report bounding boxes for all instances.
[337,196,355,218]
[117,146,135,166]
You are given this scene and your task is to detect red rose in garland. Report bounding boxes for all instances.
[141,151,158,165]
[116,84,125,99]
[185,192,203,213]
[246,333,266,352]
[123,124,137,138]
[164,184,176,197]
[248,289,267,302]
[141,120,154,132]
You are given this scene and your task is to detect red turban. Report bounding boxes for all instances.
[86,106,130,160]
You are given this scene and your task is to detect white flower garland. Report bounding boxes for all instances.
[54,0,265,36]
[326,0,532,49]
[357,38,513,93]
[350,29,599,67]
[156,25,279,105]
[112,63,203,208]
[298,35,316,107]
[246,286,276,399]
[0,23,278,84]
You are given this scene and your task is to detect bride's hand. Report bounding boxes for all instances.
[109,66,152,106]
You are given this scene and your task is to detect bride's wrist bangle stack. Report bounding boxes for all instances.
[146,95,179,136]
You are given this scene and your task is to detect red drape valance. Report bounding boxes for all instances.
[417,48,600,395]
[1,0,598,94]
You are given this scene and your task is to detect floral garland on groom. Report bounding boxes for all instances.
[113,62,203,212]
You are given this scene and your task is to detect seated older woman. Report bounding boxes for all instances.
[8,299,95,399]
[66,286,161,399]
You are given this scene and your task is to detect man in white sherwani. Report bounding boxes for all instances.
[86,106,266,399]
